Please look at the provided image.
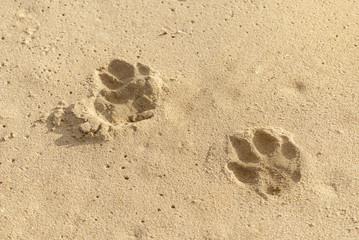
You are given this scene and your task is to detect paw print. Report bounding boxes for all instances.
[47,59,164,143]
[93,59,163,125]
[227,128,302,197]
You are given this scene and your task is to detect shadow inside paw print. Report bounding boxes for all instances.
[227,128,302,198]
[94,59,163,125]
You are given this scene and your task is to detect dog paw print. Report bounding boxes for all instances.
[227,128,302,197]
[93,59,163,125]
[47,59,164,143]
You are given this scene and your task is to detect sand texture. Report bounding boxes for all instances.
[1,0,359,239]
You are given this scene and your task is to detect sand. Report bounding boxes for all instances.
[1,0,359,239]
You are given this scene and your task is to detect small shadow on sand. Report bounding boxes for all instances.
[46,105,107,147]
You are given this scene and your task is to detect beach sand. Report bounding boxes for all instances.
[1,0,359,239]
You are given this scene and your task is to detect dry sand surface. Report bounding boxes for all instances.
[1,0,359,239]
